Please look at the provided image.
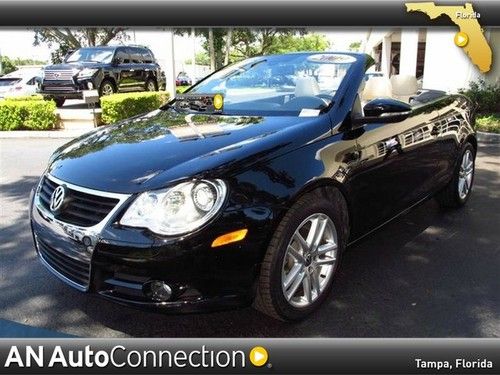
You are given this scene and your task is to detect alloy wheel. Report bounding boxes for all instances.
[147,81,156,91]
[281,213,338,308]
[101,83,114,96]
[458,149,474,200]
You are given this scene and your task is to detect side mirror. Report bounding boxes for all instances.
[352,98,412,126]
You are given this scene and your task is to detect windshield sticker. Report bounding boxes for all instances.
[299,109,321,117]
[176,93,224,113]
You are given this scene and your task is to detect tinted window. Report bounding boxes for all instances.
[66,47,115,63]
[141,49,154,64]
[129,48,143,64]
[188,53,357,116]
[0,78,20,86]
[115,48,130,64]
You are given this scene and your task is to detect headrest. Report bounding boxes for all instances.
[295,77,321,97]
[390,75,418,95]
[363,77,392,101]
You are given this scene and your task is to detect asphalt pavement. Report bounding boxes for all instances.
[0,137,499,338]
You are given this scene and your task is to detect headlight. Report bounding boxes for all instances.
[78,68,98,78]
[120,179,227,236]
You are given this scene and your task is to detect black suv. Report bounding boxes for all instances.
[39,45,163,107]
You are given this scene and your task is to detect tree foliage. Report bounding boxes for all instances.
[33,28,129,64]
[185,52,210,66]
[0,56,17,75]
[176,28,329,70]
[348,41,362,52]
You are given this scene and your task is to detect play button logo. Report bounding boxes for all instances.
[454,31,469,47]
[249,346,269,367]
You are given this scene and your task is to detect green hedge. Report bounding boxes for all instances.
[0,99,57,130]
[100,91,170,124]
[3,94,44,102]
[476,113,500,134]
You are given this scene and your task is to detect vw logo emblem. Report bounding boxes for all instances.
[50,185,66,212]
[54,72,60,78]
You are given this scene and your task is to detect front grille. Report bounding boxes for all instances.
[43,85,76,91]
[38,176,119,227]
[37,238,90,289]
[44,70,75,81]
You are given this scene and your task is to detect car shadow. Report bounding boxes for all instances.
[0,145,498,338]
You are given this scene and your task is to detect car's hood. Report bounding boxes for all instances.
[48,109,329,194]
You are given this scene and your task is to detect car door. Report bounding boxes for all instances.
[348,99,443,237]
[114,47,135,92]
[127,47,147,91]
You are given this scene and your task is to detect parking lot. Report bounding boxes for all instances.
[0,137,499,338]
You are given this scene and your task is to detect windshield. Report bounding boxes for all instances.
[185,53,357,116]
[65,47,115,64]
[0,78,20,87]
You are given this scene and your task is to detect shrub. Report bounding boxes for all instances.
[176,85,191,94]
[459,79,500,113]
[3,94,44,102]
[0,99,57,130]
[100,91,170,124]
[476,113,500,134]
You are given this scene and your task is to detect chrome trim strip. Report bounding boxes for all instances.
[34,175,132,291]
[35,174,131,233]
[46,174,130,200]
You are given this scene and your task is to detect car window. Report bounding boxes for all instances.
[128,48,143,64]
[0,78,20,86]
[115,48,130,64]
[142,49,154,64]
[187,53,357,116]
[26,77,37,85]
[66,47,115,64]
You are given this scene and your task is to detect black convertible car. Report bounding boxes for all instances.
[30,52,476,321]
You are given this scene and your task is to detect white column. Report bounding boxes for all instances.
[422,29,478,93]
[381,35,392,77]
[165,29,176,99]
[191,28,196,79]
[400,29,419,76]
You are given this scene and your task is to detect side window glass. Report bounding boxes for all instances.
[129,48,143,64]
[26,78,36,85]
[142,50,154,64]
[116,49,130,64]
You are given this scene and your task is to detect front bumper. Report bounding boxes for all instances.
[30,175,274,313]
[39,77,98,99]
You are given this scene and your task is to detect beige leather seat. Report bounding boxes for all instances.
[295,77,321,97]
[390,74,418,103]
[362,77,392,102]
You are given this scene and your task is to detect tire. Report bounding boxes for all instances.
[99,80,116,97]
[436,142,476,208]
[253,186,349,321]
[53,98,65,108]
[145,78,158,92]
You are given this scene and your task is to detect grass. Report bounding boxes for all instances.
[476,113,500,134]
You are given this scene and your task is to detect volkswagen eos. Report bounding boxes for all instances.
[30,52,476,321]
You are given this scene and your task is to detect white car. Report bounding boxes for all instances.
[0,69,41,99]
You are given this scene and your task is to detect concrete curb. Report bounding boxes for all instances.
[477,131,500,144]
[0,129,92,139]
